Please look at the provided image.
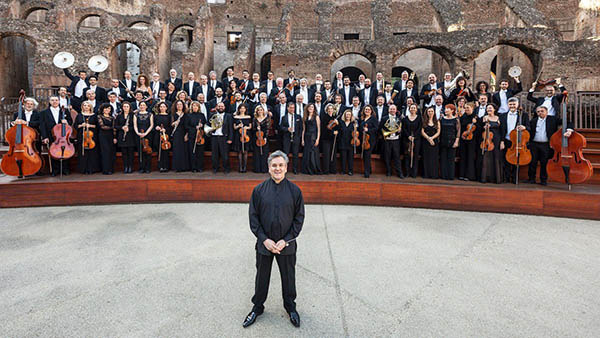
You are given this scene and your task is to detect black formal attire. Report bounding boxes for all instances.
[83,85,107,104]
[232,115,252,172]
[64,69,98,109]
[492,82,523,113]
[337,86,358,109]
[499,111,530,183]
[249,177,305,315]
[360,116,378,177]
[197,84,215,102]
[154,113,172,172]
[528,115,571,184]
[526,85,567,117]
[119,79,137,102]
[164,77,182,92]
[268,87,286,106]
[402,114,422,178]
[439,116,460,180]
[166,90,178,103]
[398,88,419,108]
[280,113,303,174]
[186,111,207,172]
[480,119,503,183]
[97,115,116,174]
[359,86,378,106]
[448,87,476,104]
[420,82,445,109]
[338,121,356,174]
[74,113,100,174]
[40,107,73,175]
[183,80,200,100]
[171,113,190,172]
[320,113,339,174]
[209,79,223,91]
[272,103,288,150]
[208,96,228,113]
[208,111,233,173]
[301,117,321,175]
[115,112,136,173]
[458,113,479,180]
[253,117,270,173]
[380,115,403,177]
[135,112,153,173]
[422,122,440,179]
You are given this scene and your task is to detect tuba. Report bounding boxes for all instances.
[382,114,401,138]
[204,112,224,134]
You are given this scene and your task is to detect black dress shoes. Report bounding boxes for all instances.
[289,311,300,327]
[242,311,261,328]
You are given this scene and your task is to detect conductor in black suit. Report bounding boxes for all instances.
[244,150,305,329]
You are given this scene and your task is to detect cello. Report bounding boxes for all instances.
[1,90,42,178]
[49,108,75,161]
[505,111,532,184]
[547,91,593,189]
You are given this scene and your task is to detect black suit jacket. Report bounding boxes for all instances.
[13,110,42,131]
[183,81,200,99]
[492,82,523,107]
[526,85,567,115]
[83,86,107,104]
[419,82,445,105]
[40,108,74,140]
[499,110,531,142]
[529,115,573,142]
[279,113,303,143]
[337,86,358,106]
[269,87,287,105]
[359,86,378,106]
[207,96,228,113]
[222,77,239,88]
[164,78,182,92]
[309,83,325,94]
[208,79,223,91]
[197,84,215,101]
[63,69,99,98]
[149,81,166,98]
[399,88,420,107]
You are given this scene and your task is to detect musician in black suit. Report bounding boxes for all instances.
[106,92,122,117]
[150,73,166,100]
[499,98,530,183]
[359,78,378,107]
[207,102,233,173]
[393,71,410,93]
[280,102,303,174]
[492,77,522,114]
[261,71,276,97]
[296,79,313,105]
[40,96,74,176]
[420,74,445,109]
[63,68,99,110]
[526,79,567,117]
[246,73,264,104]
[197,75,215,102]
[82,75,107,105]
[164,69,182,92]
[321,80,335,104]
[527,105,574,185]
[208,70,223,91]
[12,97,43,174]
[269,78,287,106]
[309,73,325,94]
[222,67,239,88]
[283,70,299,90]
[332,71,344,91]
[398,79,419,108]
[183,72,201,100]
[208,87,228,113]
[313,92,326,117]
[337,77,357,109]
[120,70,137,102]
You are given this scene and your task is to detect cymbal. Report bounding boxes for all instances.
[53,52,75,69]
[88,55,109,73]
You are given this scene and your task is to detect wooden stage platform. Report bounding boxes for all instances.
[1,171,599,220]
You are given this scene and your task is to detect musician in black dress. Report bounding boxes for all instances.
[439,104,460,180]
[458,103,478,181]
[320,104,339,174]
[253,105,270,173]
[187,101,207,172]
[448,77,475,103]
[301,104,321,175]
[166,82,178,103]
[280,103,303,174]
[232,104,252,173]
[475,81,493,104]
[338,110,355,175]
[97,103,116,175]
[75,101,100,174]
[115,101,135,173]
[479,104,503,184]
[171,100,190,172]
[402,103,422,178]
[360,105,378,178]
[133,102,154,173]
[154,102,172,172]
[421,106,441,179]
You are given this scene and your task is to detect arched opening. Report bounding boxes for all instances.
[221,67,233,81]
[393,48,450,88]
[330,53,374,81]
[473,44,535,91]
[25,8,48,22]
[391,66,419,88]
[170,25,194,76]
[78,15,101,33]
[0,35,36,97]
[129,21,150,30]
[111,41,141,81]
[260,52,271,80]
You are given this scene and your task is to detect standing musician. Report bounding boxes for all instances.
[238,70,251,96]
[135,74,153,100]
[120,70,137,102]
[63,68,98,110]
[313,92,325,117]
[448,77,475,103]
[526,79,567,116]
[280,102,303,175]
[360,105,378,178]
[439,104,460,180]
[527,106,574,186]
[97,103,116,175]
[398,79,419,108]
[187,100,208,173]
[58,87,70,110]
[83,75,107,104]
[475,81,493,104]
[297,79,311,105]
[349,96,363,120]
[229,92,245,115]
[171,100,190,172]
[226,80,241,111]
[84,89,99,114]
[360,78,377,107]
[383,83,395,106]
[164,69,182,92]
[499,97,530,183]
[184,72,200,100]
[154,102,172,173]
[133,101,154,174]
[338,110,356,175]
[115,101,136,174]
[284,70,299,90]
[269,78,286,104]
[74,101,100,174]
[294,94,306,118]
[492,77,522,114]
[320,103,339,175]
[261,71,275,97]
[254,93,273,121]
[380,104,403,178]
[252,105,270,173]
[107,92,122,117]
[420,74,444,109]
[150,73,165,100]
[208,87,227,112]
[233,104,252,173]
[479,104,503,184]
[245,150,305,329]
[374,72,385,94]
[338,76,357,110]
[332,71,344,91]
[301,104,321,175]
[476,93,489,118]
[166,82,178,103]
[309,73,324,94]
[393,71,410,93]
[322,80,335,104]
[41,96,73,176]
[273,93,288,150]
[208,70,223,92]
[222,67,239,89]
[458,102,478,181]
[402,103,422,178]
[246,73,263,104]
[421,106,441,179]
[207,102,233,174]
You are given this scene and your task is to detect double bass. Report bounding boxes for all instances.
[547,91,593,189]
[505,111,532,184]
[1,90,42,178]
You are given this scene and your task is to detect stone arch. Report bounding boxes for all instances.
[473,43,539,90]
[330,53,374,81]
[23,7,48,21]
[329,41,376,64]
[78,14,102,33]
[170,25,195,76]
[110,40,142,81]
[393,48,451,85]
[0,32,37,96]
[128,21,151,30]
[20,1,53,19]
[260,52,271,80]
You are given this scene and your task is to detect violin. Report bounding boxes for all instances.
[362,125,371,151]
[547,91,593,188]
[255,125,266,148]
[195,125,205,145]
[160,125,171,150]
[49,108,75,160]
[480,121,494,154]
[461,121,476,141]
[351,122,361,153]
[83,117,95,150]
[1,90,42,178]
[141,130,153,154]
[239,122,250,143]
[327,117,339,130]
[505,112,531,166]
[286,79,298,91]
[229,91,237,105]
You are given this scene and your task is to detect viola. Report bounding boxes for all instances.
[461,122,476,141]
[255,125,266,148]
[142,136,153,154]
[49,109,75,160]
[505,113,531,166]
[83,117,95,150]
[547,92,593,188]
[327,117,339,130]
[239,123,250,143]
[160,126,171,150]
[480,121,494,153]
[1,90,42,178]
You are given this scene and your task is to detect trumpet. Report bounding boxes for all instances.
[204,112,223,134]
[382,115,401,138]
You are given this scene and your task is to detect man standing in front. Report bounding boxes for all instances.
[245,151,305,328]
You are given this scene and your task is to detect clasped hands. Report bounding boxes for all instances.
[263,238,286,254]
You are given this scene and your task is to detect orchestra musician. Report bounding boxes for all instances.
[97,103,116,175]
[41,96,73,176]
[360,105,378,178]
[320,103,339,174]
[380,104,403,178]
[398,79,419,108]
[63,68,98,110]
[301,103,321,175]
[338,109,356,176]
[492,77,522,114]
[421,106,441,179]
[253,105,270,173]
[154,102,172,173]
[338,76,357,110]
[280,102,303,174]
[458,102,478,181]
[208,70,223,91]
[115,101,136,174]
[526,79,567,116]
[187,100,208,173]
[479,104,503,184]
[164,69,182,92]
[133,101,154,173]
[439,104,460,180]
[420,74,444,109]
[184,72,201,100]
[402,103,422,178]
[499,97,530,183]
[233,104,252,173]
[136,74,153,99]
[120,70,137,102]
[75,101,100,174]
[208,102,233,174]
[222,67,238,89]
[171,100,190,172]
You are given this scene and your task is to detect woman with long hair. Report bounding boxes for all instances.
[301,103,321,175]
[154,102,172,172]
[479,103,503,183]
[170,100,190,172]
[421,106,441,179]
[115,101,136,173]
[252,105,270,173]
[232,103,252,172]
[97,103,116,175]
[360,105,378,178]
[402,103,422,178]
[439,103,460,180]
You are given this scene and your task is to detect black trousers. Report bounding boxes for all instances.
[321,139,337,174]
[529,141,551,183]
[502,139,516,182]
[384,139,403,176]
[252,252,297,314]
[363,148,373,175]
[189,140,204,171]
[121,146,134,171]
[403,138,421,178]
[49,158,71,174]
[458,139,476,180]
[340,149,353,173]
[253,143,269,173]
[137,146,152,172]
[440,145,456,180]
[211,136,230,172]
[283,138,301,173]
